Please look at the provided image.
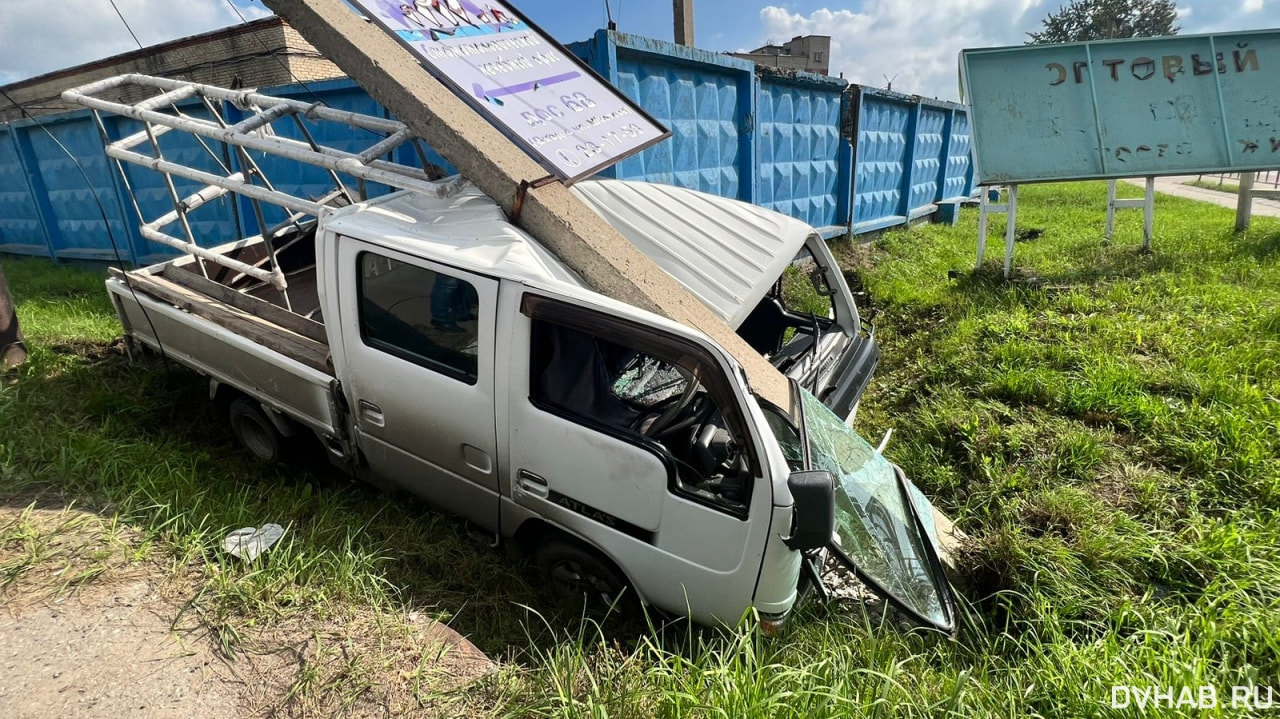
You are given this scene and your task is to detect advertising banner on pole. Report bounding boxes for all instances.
[349,0,670,183]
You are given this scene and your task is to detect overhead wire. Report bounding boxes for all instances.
[104,0,177,363]
[219,0,378,136]
[108,0,144,49]
[220,0,326,100]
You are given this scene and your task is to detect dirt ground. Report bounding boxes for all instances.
[0,503,496,718]
[0,578,241,719]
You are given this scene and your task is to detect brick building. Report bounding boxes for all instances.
[729,35,831,76]
[0,16,342,123]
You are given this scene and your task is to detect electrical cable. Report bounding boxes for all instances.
[0,86,170,365]
[220,0,384,136]
[98,0,181,363]
[221,0,423,143]
[108,0,144,49]
[222,0,320,97]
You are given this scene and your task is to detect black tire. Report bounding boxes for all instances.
[228,397,284,464]
[535,538,636,616]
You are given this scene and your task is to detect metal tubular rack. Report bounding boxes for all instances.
[63,74,460,310]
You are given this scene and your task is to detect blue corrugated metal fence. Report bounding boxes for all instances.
[567,31,974,238]
[846,86,974,234]
[0,30,974,262]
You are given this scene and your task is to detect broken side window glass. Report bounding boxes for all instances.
[778,246,834,319]
[529,319,751,512]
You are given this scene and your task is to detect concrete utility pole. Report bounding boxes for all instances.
[261,0,785,408]
[673,0,695,46]
[259,0,961,565]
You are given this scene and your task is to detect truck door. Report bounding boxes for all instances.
[334,239,499,530]
[505,293,775,624]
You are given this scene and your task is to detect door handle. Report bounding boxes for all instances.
[516,469,548,498]
[358,399,384,427]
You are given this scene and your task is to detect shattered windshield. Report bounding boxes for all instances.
[799,389,952,630]
[611,355,687,407]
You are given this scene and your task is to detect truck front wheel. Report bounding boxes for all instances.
[228,397,285,464]
[535,538,636,617]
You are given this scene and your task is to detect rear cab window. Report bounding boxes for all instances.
[357,252,480,383]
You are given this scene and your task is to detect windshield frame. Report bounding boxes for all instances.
[793,379,813,471]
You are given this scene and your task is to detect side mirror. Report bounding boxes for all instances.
[784,470,836,551]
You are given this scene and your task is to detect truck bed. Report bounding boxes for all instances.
[107,235,341,441]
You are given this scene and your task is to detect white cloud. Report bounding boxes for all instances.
[757,0,1280,101]
[758,1,1045,101]
[0,0,270,85]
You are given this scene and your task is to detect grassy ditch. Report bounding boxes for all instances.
[2,180,1279,716]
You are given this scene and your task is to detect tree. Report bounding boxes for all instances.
[0,263,27,369]
[1027,0,1180,44]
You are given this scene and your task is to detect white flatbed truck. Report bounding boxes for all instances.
[67,75,957,632]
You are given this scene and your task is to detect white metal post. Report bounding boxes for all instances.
[1105,180,1117,241]
[1106,177,1156,251]
[1143,176,1155,252]
[1003,184,1019,279]
[1237,171,1256,232]
[977,185,1018,276]
[977,187,990,266]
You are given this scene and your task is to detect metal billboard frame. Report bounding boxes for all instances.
[961,28,1280,186]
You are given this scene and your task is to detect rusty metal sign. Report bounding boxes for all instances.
[960,29,1280,184]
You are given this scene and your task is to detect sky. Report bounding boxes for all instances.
[1,0,1278,101]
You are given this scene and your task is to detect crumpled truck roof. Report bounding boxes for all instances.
[325,178,815,329]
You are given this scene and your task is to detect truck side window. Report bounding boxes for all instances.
[357,253,479,384]
[529,319,752,514]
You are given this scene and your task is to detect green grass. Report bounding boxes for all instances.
[2,180,1279,716]
[1185,178,1241,194]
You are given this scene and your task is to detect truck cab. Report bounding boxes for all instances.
[571,180,879,421]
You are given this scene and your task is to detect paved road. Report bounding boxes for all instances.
[1127,175,1280,218]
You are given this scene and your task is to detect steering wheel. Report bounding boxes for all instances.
[656,389,722,442]
[644,367,699,438]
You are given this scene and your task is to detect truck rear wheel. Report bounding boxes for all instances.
[535,538,636,616]
[228,397,285,464]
